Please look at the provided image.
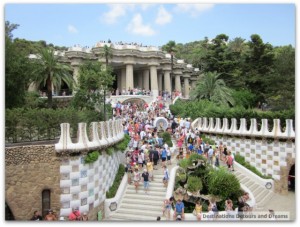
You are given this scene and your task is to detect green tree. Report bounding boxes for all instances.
[162,40,177,79]
[190,71,235,106]
[71,61,115,114]
[31,48,74,108]
[102,44,113,67]
[5,21,33,108]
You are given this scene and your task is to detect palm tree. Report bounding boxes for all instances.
[32,48,73,108]
[163,41,177,83]
[102,44,113,68]
[190,71,235,106]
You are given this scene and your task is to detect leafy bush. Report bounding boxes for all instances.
[106,147,114,156]
[179,158,189,170]
[106,164,125,198]
[159,132,173,147]
[84,150,100,164]
[5,107,102,143]
[235,154,272,179]
[207,168,241,200]
[187,176,203,193]
[114,134,130,152]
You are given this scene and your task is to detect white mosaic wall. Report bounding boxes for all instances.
[208,135,295,181]
[59,151,125,216]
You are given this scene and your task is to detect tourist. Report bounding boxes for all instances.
[44,209,57,221]
[194,200,202,221]
[162,165,169,187]
[146,158,154,181]
[30,210,43,221]
[141,169,150,194]
[162,197,173,220]
[68,207,81,221]
[226,151,234,171]
[80,212,89,221]
[133,167,141,193]
[173,199,185,220]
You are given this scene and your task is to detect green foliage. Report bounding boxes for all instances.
[84,150,100,164]
[170,100,295,129]
[207,168,241,200]
[187,176,203,193]
[232,89,256,109]
[190,71,235,106]
[106,147,114,156]
[201,135,216,146]
[179,158,189,170]
[159,132,173,147]
[106,164,125,198]
[235,154,273,179]
[30,48,73,108]
[5,107,101,143]
[114,134,131,152]
[71,61,115,112]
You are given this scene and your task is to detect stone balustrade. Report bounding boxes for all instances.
[55,119,124,152]
[192,117,295,139]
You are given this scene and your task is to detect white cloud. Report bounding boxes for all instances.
[155,6,172,25]
[174,4,214,17]
[68,25,78,33]
[127,14,155,36]
[103,4,127,24]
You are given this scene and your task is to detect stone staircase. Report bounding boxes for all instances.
[233,170,275,210]
[106,169,170,221]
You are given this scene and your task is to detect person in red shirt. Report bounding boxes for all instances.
[68,208,81,221]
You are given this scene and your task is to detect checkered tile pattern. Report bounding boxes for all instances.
[59,151,125,216]
[208,135,295,181]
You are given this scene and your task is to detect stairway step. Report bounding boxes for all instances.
[109,212,159,221]
[120,203,163,212]
[121,198,163,206]
[123,193,165,201]
[127,185,166,192]
[256,190,271,202]
[113,207,162,217]
[126,189,166,196]
[249,183,260,191]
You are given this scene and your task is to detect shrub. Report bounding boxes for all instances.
[179,159,189,170]
[207,167,241,200]
[106,164,125,198]
[159,132,173,147]
[187,176,203,193]
[84,150,100,164]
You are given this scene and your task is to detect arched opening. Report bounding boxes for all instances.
[288,164,295,191]
[5,202,15,220]
[42,189,51,218]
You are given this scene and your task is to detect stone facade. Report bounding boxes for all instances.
[5,145,60,220]
[5,144,125,220]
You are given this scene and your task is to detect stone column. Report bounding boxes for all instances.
[158,73,162,92]
[138,71,143,89]
[73,66,80,86]
[150,65,158,97]
[121,68,126,92]
[126,64,134,91]
[117,71,122,91]
[191,80,197,89]
[184,77,190,98]
[175,74,181,92]
[143,69,150,90]
[163,70,171,93]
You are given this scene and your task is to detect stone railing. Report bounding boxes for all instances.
[55,119,124,152]
[191,117,295,139]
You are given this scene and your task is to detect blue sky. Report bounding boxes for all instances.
[4,3,295,48]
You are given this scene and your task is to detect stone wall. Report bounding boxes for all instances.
[5,144,125,220]
[5,145,60,220]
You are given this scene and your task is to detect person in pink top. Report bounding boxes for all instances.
[68,208,81,221]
